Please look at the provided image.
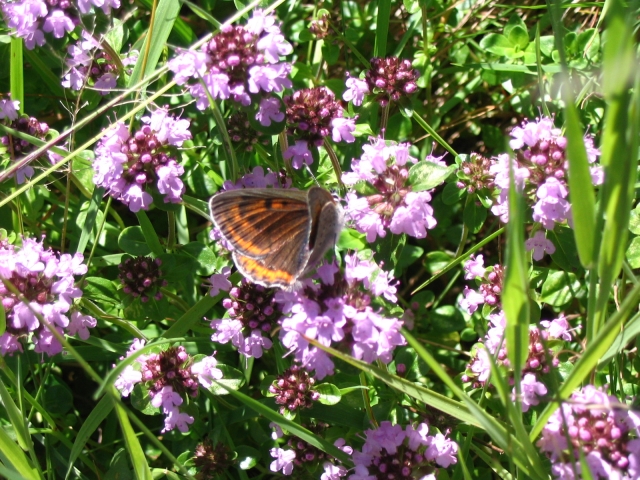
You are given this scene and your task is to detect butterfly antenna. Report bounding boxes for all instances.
[305,165,321,187]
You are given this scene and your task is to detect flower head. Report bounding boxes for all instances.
[351,421,458,478]
[92,109,190,211]
[277,255,404,380]
[343,138,439,242]
[0,236,95,356]
[538,386,640,479]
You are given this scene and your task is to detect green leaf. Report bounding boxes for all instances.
[74,187,103,255]
[162,294,218,339]
[540,271,580,306]
[0,301,5,336]
[594,0,639,336]
[463,199,487,234]
[321,42,340,65]
[118,227,152,256]
[236,446,259,470]
[503,175,529,376]
[338,228,367,250]
[599,311,640,365]
[507,26,529,50]
[430,305,465,333]
[479,34,514,56]
[563,92,595,268]
[374,0,391,57]
[314,383,342,405]
[113,399,153,480]
[629,204,640,234]
[65,395,114,479]
[131,384,161,415]
[128,0,181,88]
[626,237,640,268]
[0,425,38,479]
[408,162,455,192]
[442,182,465,205]
[179,242,217,275]
[0,377,32,452]
[395,245,424,272]
[136,210,164,257]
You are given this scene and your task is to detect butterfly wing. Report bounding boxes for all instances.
[233,247,307,288]
[209,189,310,259]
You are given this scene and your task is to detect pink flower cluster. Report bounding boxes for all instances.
[462,310,572,412]
[350,421,458,479]
[209,276,277,359]
[538,385,640,479]
[343,137,441,242]
[283,86,356,169]
[62,31,138,94]
[276,255,402,380]
[92,108,191,212]
[459,255,503,315]
[0,236,97,356]
[1,0,120,49]
[114,340,223,433]
[168,10,291,120]
[488,117,603,260]
[270,433,352,478]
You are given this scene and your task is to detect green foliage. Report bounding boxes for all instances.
[1,0,640,479]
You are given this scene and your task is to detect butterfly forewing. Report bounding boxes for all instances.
[210,189,311,258]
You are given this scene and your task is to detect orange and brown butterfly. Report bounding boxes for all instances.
[209,187,343,289]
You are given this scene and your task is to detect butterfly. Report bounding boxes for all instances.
[209,186,343,288]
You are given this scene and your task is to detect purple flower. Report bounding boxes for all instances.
[463,311,570,411]
[163,406,194,433]
[343,138,438,242]
[42,10,74,38]
[270,448,296,475]
[191,355,223,388]
[277,256,404,380]
[247,63,292,93]
[256,31,293,63]
[362,56,420,106]
[459,286,485,314]
[389,191,437,238]
[92,110,191,211]
[68,311,97,340]
[168,11,292,108]
[0,236,96,356]
[256,96,284,126]
[525,231,556,260]
[532,177,571,229]
[285,87,348,147]
[464,254,485,280]
[209,280,281,359]
[540,314,572,341]
[209,266,232,297]
[488,117,603,235]
[283,140,313,169]
[517,373,548,412]
[114,345,203,432]
[538,385,640,479]
[0,99,20,120]
[167,50,208,85]
[343,77,369,106]
[351,421,458,478]
[331,116,356,143]
[114,365,142,397]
